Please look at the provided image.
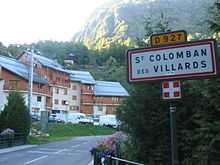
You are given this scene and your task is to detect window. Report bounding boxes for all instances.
[56,88,59,94]
[62,100,68,105]
[72,85,77,90]
[112,97,119,102]
[56,77,61,82]
[8,80,19,89]
[87,85,94,91]
[54,99,59,104]
[70,106,79,111]
[64,89,68,95]
[98,106,103,111]
[37,96,42,102]
[72,96,77,100]
[38,84,43,89]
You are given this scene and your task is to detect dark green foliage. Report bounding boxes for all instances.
[209,2,220,38]
[117,83,170,164]
[117,78,220,165]
[0,92,30,136]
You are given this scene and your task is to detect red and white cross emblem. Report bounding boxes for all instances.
[162,81,181,100]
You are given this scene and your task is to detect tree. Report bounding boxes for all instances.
[209,1,220,39]
[0,92,30,137]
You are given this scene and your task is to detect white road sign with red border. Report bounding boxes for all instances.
[162,81,181,100]
[127,39,217,82]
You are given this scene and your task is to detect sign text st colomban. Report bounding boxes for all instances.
[128,39,217,82]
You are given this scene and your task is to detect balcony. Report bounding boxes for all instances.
[81,89,94,95]
[80,96,94,105]
[33,88,52,96]
[3,80,20,91]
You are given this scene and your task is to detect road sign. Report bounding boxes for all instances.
[162,81,181,100]
[150,30,187,46]
[127,39,217,82]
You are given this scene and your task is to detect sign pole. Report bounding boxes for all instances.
[169,105,178,165]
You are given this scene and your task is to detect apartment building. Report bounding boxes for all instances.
[68,70,96,115]
[0,55,50,115]
[93,81,129,115]
[67,70,129,116]
[0,52,129,117]
[18,51,71,115]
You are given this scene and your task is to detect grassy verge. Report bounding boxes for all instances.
[28,123,116,144]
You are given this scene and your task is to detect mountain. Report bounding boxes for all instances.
[73,0,215,49]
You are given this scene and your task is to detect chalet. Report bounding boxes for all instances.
[93,81,129,115]
[64,53,77,65]
[17,51,71,115]
[0,55,50,115]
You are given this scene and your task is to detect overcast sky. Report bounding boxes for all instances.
[0,0,109,45]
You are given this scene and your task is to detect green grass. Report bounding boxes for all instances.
[28,123,116,144]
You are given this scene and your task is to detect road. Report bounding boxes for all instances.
[0,136,107,165]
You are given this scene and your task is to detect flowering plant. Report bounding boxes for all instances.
[91,132,123,158]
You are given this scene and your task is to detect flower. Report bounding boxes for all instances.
[93,131,123,157]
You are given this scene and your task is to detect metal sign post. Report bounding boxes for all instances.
[169,106,178,165]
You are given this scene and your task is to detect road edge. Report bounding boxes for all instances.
[0,145,37,154]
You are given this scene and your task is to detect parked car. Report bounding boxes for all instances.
[48,115,56,123]
[67,113,86,124]
[99,115,119,128]
[78,116,93,124]
[93,117,100,126]
[55,113,68,123]
[31,114,40,122]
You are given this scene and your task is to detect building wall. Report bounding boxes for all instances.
[92,96,123,116]
[0,80,47,114]
[80,84,94,114]
[80,105,93,115]
[0,68,50,113]
[0,66,2,79]
[36,66,70,88]
[0,80,7,111]
[52,86,69,113]
[69,81,81,112]
[93,105,106,116]
[2,69,50,96]
[94,96,122,105]
[106,105,117,114]
[18,52,70,88]
[23,93,47,115]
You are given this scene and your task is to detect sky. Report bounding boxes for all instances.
[0,0,109,46]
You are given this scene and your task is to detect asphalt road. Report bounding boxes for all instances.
[0,136,108,165]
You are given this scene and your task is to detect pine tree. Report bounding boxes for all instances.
[2,91,30,137]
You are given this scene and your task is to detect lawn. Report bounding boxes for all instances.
[28,123,116,144]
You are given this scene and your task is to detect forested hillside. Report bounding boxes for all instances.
[73,0,215,49]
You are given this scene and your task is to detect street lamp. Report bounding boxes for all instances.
[28,49,34,135]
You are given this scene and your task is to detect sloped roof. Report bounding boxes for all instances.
[23,51,69,73]
[94,81,129,96]
[0,55,48,84]
[68,70,96,84]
